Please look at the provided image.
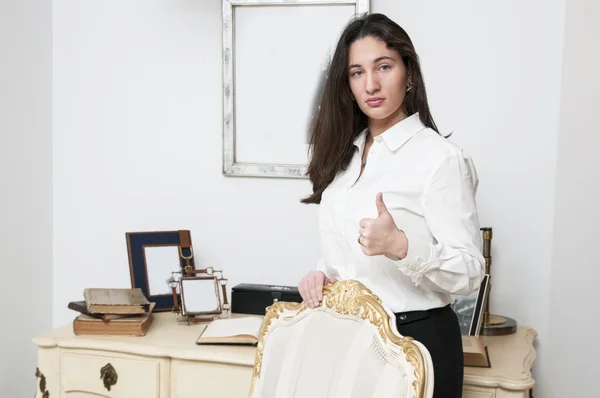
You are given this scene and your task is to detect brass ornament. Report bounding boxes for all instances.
[35,367,49,398]
[100,363,118,391]
[250,280,427,398]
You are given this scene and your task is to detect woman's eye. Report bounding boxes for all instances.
[351,70,363,77]
[379,64,390,71]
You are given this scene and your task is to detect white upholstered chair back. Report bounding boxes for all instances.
[248,280,434,398]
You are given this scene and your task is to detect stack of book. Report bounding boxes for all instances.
[68,288,155,337]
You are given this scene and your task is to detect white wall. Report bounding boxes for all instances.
[544,0,600,396]
[374,0,566,344]
[51,0,583,393]
[53,0,320,327]
[0,0,53,397]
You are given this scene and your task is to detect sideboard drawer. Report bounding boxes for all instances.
[61,350,162,397]
[463,386,495,398]
[171,359,253,398]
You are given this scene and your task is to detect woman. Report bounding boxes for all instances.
[298,13,485,398]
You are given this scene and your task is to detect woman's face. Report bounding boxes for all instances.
[348,36,409,125]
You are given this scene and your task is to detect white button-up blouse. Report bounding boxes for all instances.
[316,113,485,313]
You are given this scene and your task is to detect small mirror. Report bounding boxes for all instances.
[180,277,222,316]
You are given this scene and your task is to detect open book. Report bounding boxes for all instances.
[196,317,264,346]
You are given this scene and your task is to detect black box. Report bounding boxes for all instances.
[231,283,303,315]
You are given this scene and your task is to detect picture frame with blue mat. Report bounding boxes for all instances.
[126,230,196,312]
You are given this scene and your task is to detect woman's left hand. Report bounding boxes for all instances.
[359,193,408,259]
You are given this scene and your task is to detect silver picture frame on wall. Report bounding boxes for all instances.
[222,0,371,178]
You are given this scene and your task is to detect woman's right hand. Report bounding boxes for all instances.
[298,271,337,308]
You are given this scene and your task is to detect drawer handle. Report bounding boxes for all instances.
[35,367,50,398]
[100,363,118,391]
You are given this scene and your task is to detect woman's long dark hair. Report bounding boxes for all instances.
[301,13,439,204]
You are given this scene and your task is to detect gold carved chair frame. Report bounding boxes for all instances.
[248,280,432,398]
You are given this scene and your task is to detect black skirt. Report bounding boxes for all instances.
[394,304,464,398]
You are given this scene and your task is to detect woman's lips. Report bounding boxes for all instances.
[366,97,384,107]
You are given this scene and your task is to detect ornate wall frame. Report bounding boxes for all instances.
[222,0,371,178]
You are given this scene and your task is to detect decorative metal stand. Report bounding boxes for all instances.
[480,227,517,336]
[167,265,231,325]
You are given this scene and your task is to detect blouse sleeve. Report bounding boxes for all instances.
[316,257,329,276]
[389,149,485,296]
[316,257,341,280]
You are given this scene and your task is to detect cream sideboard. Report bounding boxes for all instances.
[34,313,536,398]
[33,313,257,398]
[463,326,537,398]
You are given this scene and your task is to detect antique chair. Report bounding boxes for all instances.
[248,280,434,398]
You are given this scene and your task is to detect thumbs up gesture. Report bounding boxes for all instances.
[358,193,409,259]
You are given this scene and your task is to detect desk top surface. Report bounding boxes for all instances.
[34,312,537,390]
[464,326,537,390]
[34,312,259,366]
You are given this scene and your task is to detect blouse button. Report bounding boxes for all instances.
[399,314,407,320]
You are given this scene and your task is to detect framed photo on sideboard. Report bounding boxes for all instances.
[451,274,490,336]
[126,230,196,312]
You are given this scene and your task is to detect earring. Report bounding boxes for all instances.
[406,81,413,92]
